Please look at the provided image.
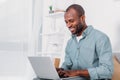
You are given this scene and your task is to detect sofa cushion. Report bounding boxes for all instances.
[112,53,120,80]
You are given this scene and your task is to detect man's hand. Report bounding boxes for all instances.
[56,68,65,78]
[61,70,79,77]
[56,69,79,78]
[56,68,64,72]
[56,69,89,78]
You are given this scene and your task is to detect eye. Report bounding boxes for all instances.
[65,21,68,24]
[69,20,74,23]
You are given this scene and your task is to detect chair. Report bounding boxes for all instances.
[54,58,60,68]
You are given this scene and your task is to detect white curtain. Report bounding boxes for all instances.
[0,0,42,80]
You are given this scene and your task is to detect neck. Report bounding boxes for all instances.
[76,25,87,36]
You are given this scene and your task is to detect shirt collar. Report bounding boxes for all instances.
[72,25,93,38]
[82,25,93,37]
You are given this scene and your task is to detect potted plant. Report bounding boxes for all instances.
[49,5,54,13]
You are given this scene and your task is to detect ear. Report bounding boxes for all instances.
[80,15,85,22]
[79,15,85,25]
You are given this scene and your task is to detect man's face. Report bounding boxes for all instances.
[64,9,84,35]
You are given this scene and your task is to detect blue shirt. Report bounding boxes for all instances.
[61,25,113,80]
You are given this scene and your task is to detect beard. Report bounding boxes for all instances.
[73,23,84,35]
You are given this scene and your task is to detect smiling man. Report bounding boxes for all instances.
[57,4,113,80]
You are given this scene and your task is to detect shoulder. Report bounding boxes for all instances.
[91,27,109,41]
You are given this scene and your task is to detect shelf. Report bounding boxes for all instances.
[38,51,62,53]
[47,12,64,18]
[40,32,64,36]
[37,52,62,54]
[40,11,65,56]
[37,53,62,58]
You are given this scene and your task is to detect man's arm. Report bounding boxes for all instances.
[88,36,113,79]
[60,69,90,78]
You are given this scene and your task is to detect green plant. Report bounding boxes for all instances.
[49,5,52,11]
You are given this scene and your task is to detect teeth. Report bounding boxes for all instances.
[69,28,74,31]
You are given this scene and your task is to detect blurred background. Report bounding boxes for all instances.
[0,0,120,80]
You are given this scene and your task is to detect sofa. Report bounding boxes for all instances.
[112,53,120,80]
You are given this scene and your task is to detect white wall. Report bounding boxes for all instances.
[75,0,120,52]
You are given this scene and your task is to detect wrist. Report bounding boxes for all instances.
[76,70,90,77]
[76,70,81,76]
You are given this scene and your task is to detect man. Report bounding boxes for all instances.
[57,4,113,80]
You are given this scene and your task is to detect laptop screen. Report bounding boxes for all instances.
[28,56,60,79]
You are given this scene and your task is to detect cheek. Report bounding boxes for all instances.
[73,22,79,27]
[74,22,80,28]
[75,21,80,25]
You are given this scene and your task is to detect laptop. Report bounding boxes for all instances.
[28,56,83,80]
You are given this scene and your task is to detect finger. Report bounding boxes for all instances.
[59,71,65,76]
[63,73,69,78]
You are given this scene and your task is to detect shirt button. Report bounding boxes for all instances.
[77,47,79,49]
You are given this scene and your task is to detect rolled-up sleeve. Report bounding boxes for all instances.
[88,35,113,79]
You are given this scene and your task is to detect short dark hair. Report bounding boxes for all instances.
[66,4,85,17]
